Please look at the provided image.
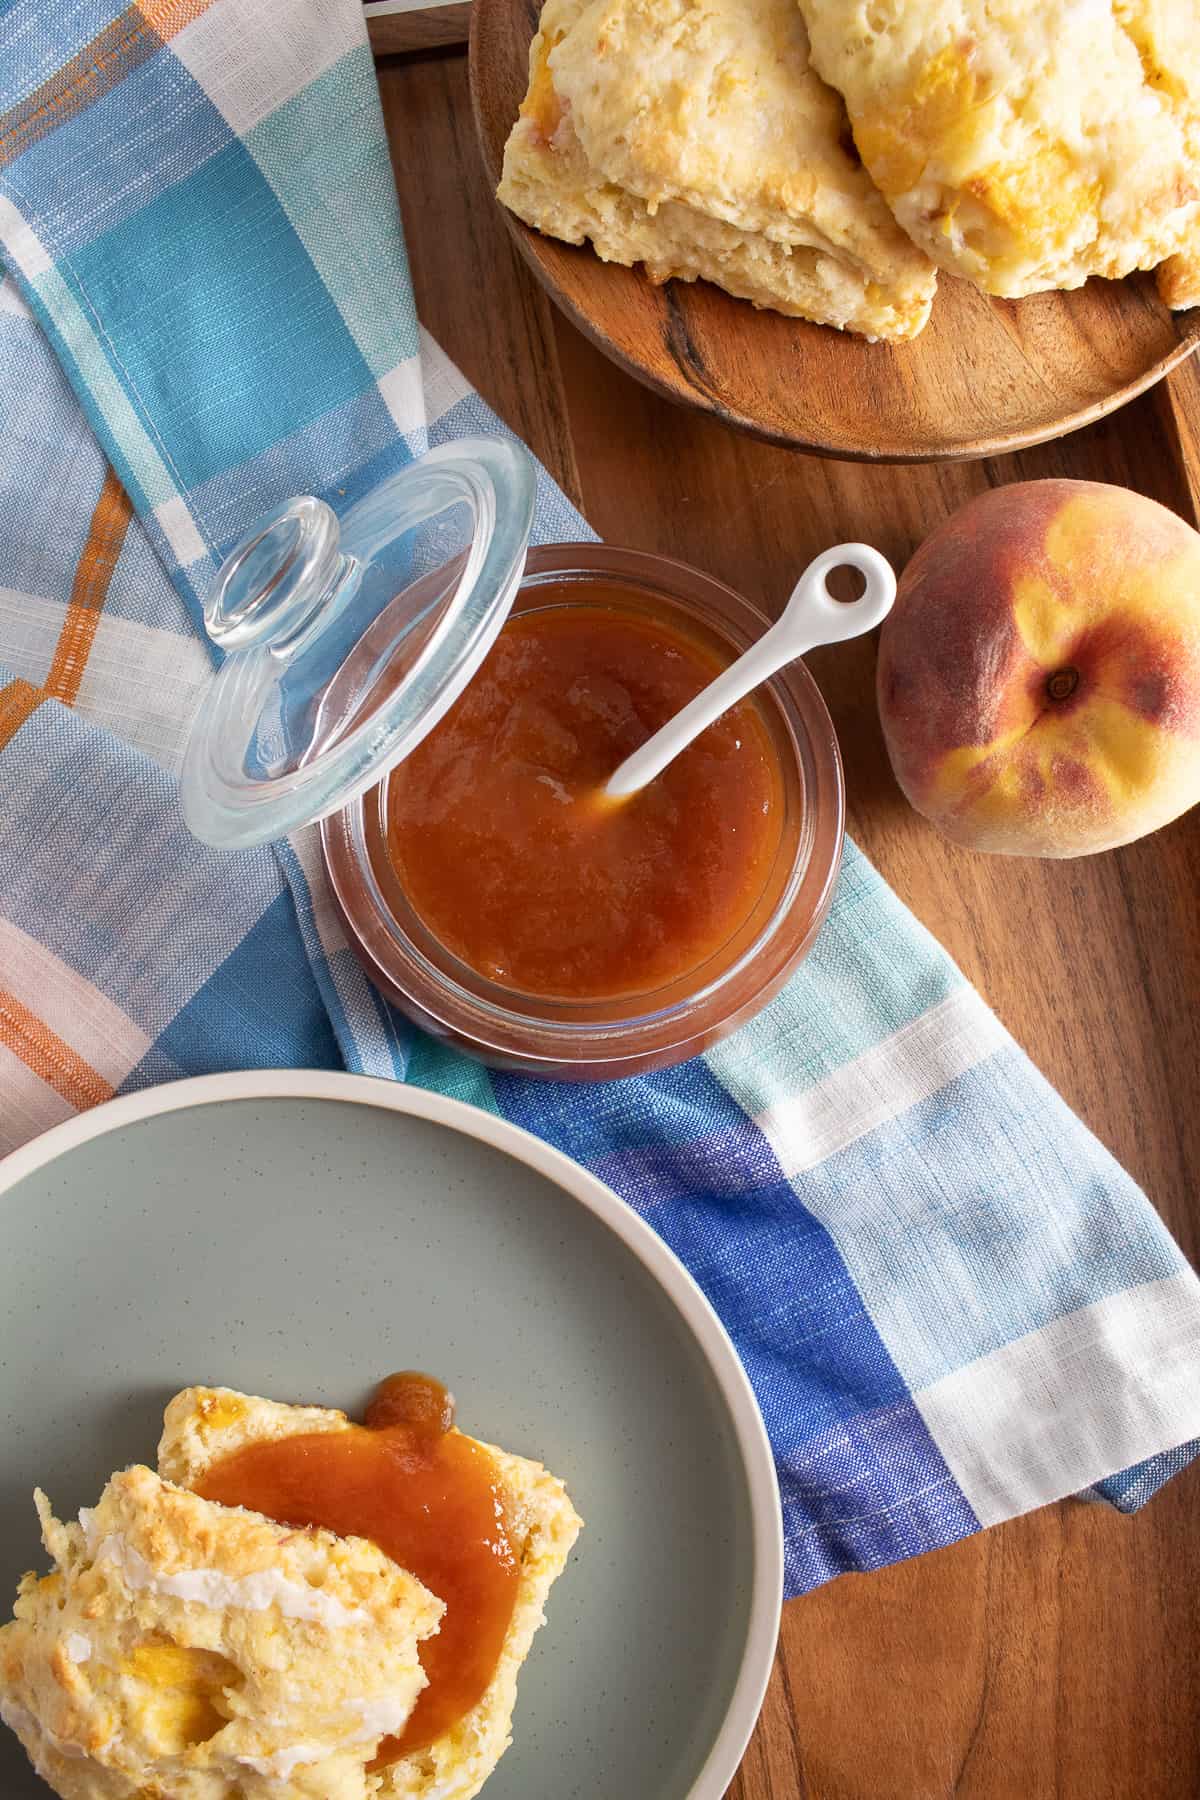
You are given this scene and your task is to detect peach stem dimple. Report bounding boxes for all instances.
[1046,668,1079,702]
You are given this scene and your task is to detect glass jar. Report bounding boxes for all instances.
[180,443,849,1080]
[321,544,843,1079]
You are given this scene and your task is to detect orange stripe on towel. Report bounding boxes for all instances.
[45,467,134,706]
[0,990,115,1112]
[138,0,220,40]
[0,3,218,167]
[0,9,153,167]
[0,678,45,753]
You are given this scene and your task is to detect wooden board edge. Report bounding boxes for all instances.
[1157,351,1200,527]
[368,2,472,54]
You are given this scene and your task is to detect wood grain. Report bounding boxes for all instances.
[378,47,1200,1800]
[468,0,1200,462]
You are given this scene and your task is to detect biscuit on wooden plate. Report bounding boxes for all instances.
[797,0,1200,304]
[498,0,937,340]
[1157,220,1200,310]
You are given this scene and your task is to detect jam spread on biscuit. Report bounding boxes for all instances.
[196,1374,519,1763]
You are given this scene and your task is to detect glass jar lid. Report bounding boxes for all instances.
[180,437,536,848]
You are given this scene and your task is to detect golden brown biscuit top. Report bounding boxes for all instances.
[538,0,936,280]
[797,0,1200,296]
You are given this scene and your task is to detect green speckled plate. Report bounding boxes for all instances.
[0,1072,781,1798]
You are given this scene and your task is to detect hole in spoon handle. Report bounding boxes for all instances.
[606,543,896,799]
[788,544,896,646]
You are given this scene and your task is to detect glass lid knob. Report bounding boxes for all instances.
[205,495,357,657]
[180,437,537,848]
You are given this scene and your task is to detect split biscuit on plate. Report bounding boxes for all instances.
[498,0,938,340]
[0,1389,581,1800]
[796,0,1200,304]
[0,1464,442,1799]
[160,1386,583,1800]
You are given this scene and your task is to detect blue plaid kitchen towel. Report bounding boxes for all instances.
[1,0,1198,1599]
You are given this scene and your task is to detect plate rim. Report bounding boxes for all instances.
[0,1069,784,1800]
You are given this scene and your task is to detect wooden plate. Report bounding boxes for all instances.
[469,0,1200,462]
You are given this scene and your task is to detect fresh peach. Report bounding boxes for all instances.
[876,479,1200,857]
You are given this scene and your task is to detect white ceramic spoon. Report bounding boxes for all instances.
[605,544,897,800]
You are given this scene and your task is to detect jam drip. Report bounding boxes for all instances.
[196,1374,519,1762]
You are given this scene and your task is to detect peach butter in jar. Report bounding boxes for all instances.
[179,444,844,1078]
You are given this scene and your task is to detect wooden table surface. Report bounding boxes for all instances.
[377,48,1200,1800]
